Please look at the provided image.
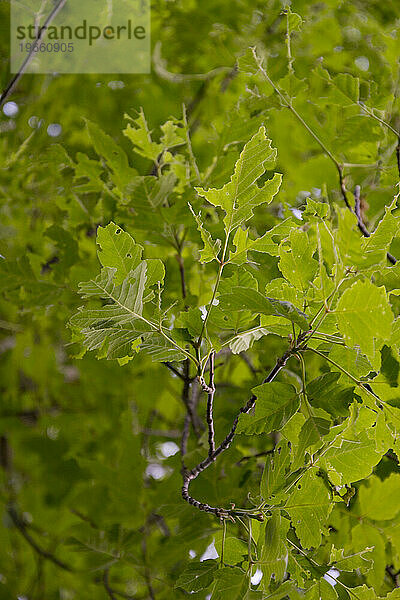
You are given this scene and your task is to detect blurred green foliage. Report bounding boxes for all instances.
[1,0,400,598]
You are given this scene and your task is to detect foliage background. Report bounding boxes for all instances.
[1,0,400,598]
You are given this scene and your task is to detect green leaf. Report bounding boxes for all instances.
[329,547,373,573]
[175,307,204,338]
[237,46,260,75]
[259,511,289,587]
[70,265,149,358]
[358,474,400,521]
[196,126,282,235]
[229,327,270,354]
[362,199,399,263]
[279,229,318,293]
[347,586,378,600]
[85,119,136,189]
[322,427,382,485]
[237,382,300,435]
[304,579,338,600]
[336,280,393,358]
[328,345,372,379]
[285,7,303,32]
[351,523,386,590]
[285,470,332,549]
[175,560,218,592]
[219,287,309,330]
[307,372,354,418]
[332,72,360,104]
[214,533,248,565]
[123,109,163,161]
[210,567,248,600]
[139,332,187,362]
[126,172,176,209]
[293,416,331,468]
[229,219,293,264]
[261,441,291,502]
[97,222,143,285]
[189,203,222,263]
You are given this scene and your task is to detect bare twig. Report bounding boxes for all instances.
[181,348,293,520]
[141,428,181,439]
[162,362,186,381]
[141,533,156,600]
[338,165,352,210]
[175,253,187,299]
[103,569,118,600]
[0,0,68,108]
[354,184,370,238]
[204,352,216,456]
[8,506,73,572]
[236,449,274,464]
[180,412,190,467]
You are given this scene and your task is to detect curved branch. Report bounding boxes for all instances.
[181,348,293,520]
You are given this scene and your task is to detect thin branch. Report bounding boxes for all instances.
[103,569,118,600]
[253,48,397,265]
[338,165,352,210]
[0,0,68,108]
[162,362,185,381]
[236,449,274,464]
[204,352,216,456]
[181,347,293,520]
[180,412,190,468]
[8,506,73,572]
[175,254,187,300]
[141,533,156,600]
[397,137,400,181]
[354,184,370,238]
[141,428,181,439]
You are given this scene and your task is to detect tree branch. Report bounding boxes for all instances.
[8,505,73,572]
[201,352,216,456]
[162,361,186,381]
[253,50,397,265]
[181,347,293,520]
[103,569,118,600]
[0,0,68,108]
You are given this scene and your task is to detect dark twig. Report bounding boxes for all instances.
[236,449,275,464]
[396,137,400,181]
[141,533,156,600]
[180,412,190,468]
[181,348,293,520]
[386,565,400,588]
[0,0,68,108]
[175,253,187,299]
[8,506,73,572]
[162,362,186,381]
[354,185,370,238]
[338,165,352,210]
[204,353,216,456]
[354,185,397,265]
[103,569,118,600]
